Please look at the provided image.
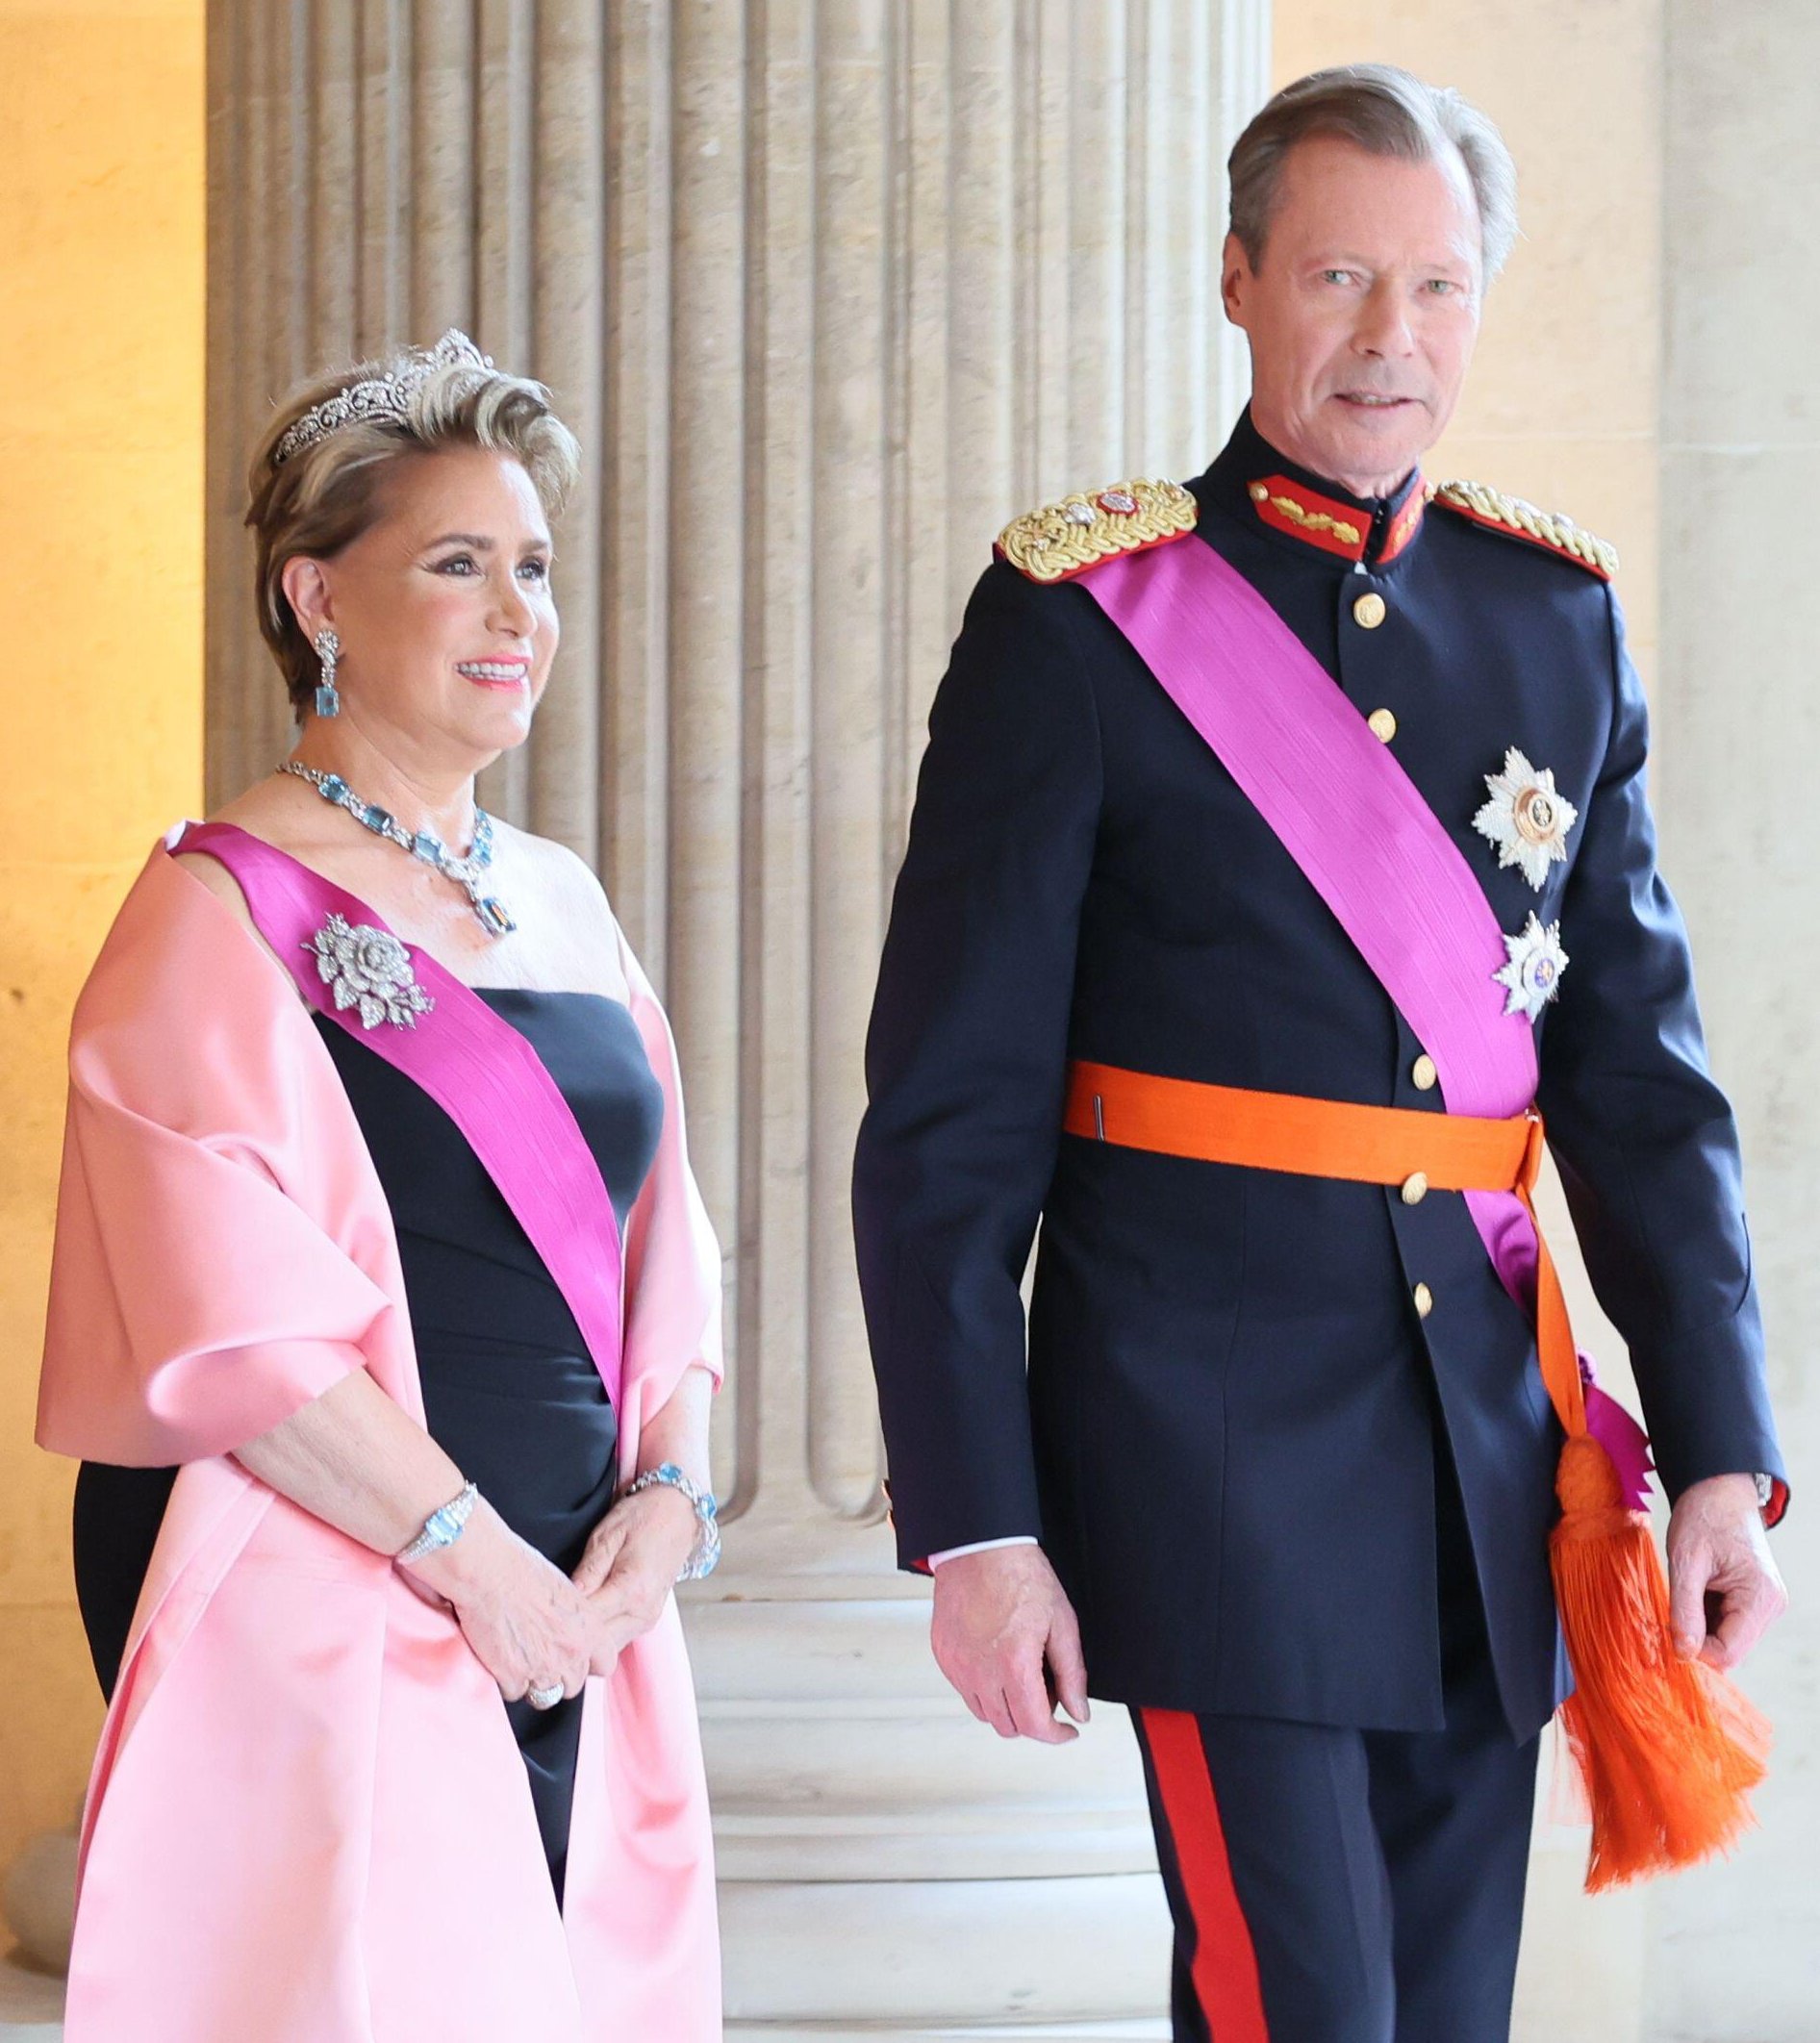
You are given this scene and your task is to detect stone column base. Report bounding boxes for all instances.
[728,2027,1169,2041]
[0,1952,63,2041]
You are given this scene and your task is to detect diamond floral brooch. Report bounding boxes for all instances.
[1473,747,1578,891]
[306,914,435,1029]
[1495,913,1569,1021]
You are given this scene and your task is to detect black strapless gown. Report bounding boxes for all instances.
[72,990,663,1904]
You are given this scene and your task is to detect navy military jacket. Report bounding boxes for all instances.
[852,409,1785,1740]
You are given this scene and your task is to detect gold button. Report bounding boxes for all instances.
[1412,1054,1438,1092]
[1250,482,1271,502]
[1367,707,1398,744]
[1413,1282,1434,1319]
[1401,1172,1429,1206]
[1353,592,1387,629]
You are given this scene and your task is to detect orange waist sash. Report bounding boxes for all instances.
[1063,1057,1574,1425]
[1065,1060,1537,1198]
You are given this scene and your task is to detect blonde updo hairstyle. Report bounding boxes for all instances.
[247,337,583,716]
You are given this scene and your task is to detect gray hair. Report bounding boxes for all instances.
[246,342,582,715]
[1228,64,1519,283]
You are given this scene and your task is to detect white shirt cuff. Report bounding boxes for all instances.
[925,1535,1040,1568]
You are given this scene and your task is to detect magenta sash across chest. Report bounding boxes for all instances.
[1074,536,1651,1502]
[174,820,626,1407]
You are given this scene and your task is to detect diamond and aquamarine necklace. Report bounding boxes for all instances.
[276,761,517,938]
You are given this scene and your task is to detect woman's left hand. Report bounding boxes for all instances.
[571,1484,699,1675]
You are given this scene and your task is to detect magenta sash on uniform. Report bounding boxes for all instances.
[1079,537,1652,1501]
[174,820,626,1408]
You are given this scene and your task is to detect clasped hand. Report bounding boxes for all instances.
[420,1487,697,1704]
[569,1483,699,1667]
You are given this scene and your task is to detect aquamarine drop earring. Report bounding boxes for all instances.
[314,628,341,718]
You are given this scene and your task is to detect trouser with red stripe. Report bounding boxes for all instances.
[1131,1491,1540,2041]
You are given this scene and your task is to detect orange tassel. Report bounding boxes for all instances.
[1550,1434,1769,1891]
[1048,1068,1773,1890]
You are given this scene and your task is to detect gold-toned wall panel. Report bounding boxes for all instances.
[0,0,206,1880]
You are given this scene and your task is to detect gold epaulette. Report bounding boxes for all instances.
[996,478,1199,585]
[1431,479,1618,581]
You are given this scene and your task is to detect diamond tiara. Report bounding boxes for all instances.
[270,329,495,467]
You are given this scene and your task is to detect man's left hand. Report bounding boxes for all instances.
[1666,1473,1787,1673]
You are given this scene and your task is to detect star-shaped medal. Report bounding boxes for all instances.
[1495,913,1569,1021]
[1473,747,1578,891]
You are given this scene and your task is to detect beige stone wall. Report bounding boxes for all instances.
[1649,6,1820,2033]
[0,0,204,1905]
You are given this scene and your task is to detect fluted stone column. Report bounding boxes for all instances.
[200,4,1269,2031]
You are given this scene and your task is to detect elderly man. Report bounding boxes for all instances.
[852,63,1787,2043]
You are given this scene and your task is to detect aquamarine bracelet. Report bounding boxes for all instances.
[394,1479,479,1566]
[619,1463,720,1580]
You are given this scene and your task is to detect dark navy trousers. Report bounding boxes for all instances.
[1131,1457,1540,2042]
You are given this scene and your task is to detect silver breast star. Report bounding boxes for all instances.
[305,914,435,1029]
[1473,747,1578,891]
[1494,913,1569,1021]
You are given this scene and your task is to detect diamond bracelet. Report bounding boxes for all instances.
[394,1479,479,1566]
[619,1463,720,1580]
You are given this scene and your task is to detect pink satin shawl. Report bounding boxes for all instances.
[38,831,724,2040]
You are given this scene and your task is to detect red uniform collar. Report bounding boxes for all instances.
[1245,470,1427,567]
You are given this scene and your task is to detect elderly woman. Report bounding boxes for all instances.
[37,333,723,2039]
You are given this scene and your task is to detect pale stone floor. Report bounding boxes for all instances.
[0,1978,1174,2043]
[730,2030,1170,2040]
[0,1958,1176,2043]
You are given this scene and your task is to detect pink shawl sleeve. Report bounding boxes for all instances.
[611,919,725,1476]
[37,847,407,1468]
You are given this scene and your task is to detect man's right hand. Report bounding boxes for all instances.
[930,1545,1090,1743]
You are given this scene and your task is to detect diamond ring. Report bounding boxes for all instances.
[526,1681,564,1710]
